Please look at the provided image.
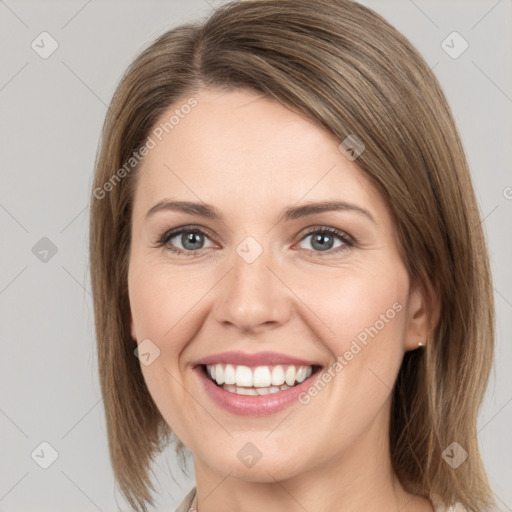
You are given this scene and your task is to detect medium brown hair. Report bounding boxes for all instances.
[89,1,495,510]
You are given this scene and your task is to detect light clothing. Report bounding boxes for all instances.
[173,486,468,512]
[174,487,197,512]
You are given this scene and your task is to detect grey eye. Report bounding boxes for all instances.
[166,229,215,252]
[297,229,347,252]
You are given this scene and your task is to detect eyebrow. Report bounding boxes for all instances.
[145,199,375,224]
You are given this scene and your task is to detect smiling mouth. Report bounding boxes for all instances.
[201,363,322,396]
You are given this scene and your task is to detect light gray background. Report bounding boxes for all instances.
[1,1,511,511]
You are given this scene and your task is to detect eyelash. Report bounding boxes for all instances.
[155,225,354,257]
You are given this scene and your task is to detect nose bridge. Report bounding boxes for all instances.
[214,234,290,332]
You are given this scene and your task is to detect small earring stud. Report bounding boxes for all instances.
[418,342,424,347]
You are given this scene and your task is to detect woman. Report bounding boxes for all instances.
[89,1,495,511]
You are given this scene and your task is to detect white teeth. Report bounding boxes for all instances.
[223,383,291,395]
[253,366,272,387]
[271,365,285,386]
[215,365,225,385]
[236,387,258,395]
[295,366,307,383]
[285,365,296,386]
[235,365,253,387]
[205,363,314,392]
[223,364,236,385]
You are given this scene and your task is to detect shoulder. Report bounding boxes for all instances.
[173,487,197,512]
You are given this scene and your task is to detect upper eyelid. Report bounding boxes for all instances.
[159,225,216,243]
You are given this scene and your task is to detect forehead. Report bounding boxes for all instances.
[132,88,383,220]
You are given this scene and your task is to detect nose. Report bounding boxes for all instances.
[212,243,292,335]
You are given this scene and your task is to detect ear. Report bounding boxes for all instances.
[404,283,439,351]
[130,312,137,341]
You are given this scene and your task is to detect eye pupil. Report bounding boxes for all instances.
[312,233,333,251]
[182,232,204,250]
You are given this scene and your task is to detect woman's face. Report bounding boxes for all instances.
[128,88,428,481]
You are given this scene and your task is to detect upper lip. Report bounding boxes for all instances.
[194,351,321,367]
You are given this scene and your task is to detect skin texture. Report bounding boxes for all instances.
[128,88,434,512]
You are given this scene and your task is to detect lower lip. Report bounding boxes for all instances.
[195,366,319,416]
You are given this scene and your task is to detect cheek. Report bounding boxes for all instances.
[128,262,207,433]
[129,261,209,343]
[298,264,409,346]
[129,270,171,340]
[288,267,409,444]
[292,262,410,401]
